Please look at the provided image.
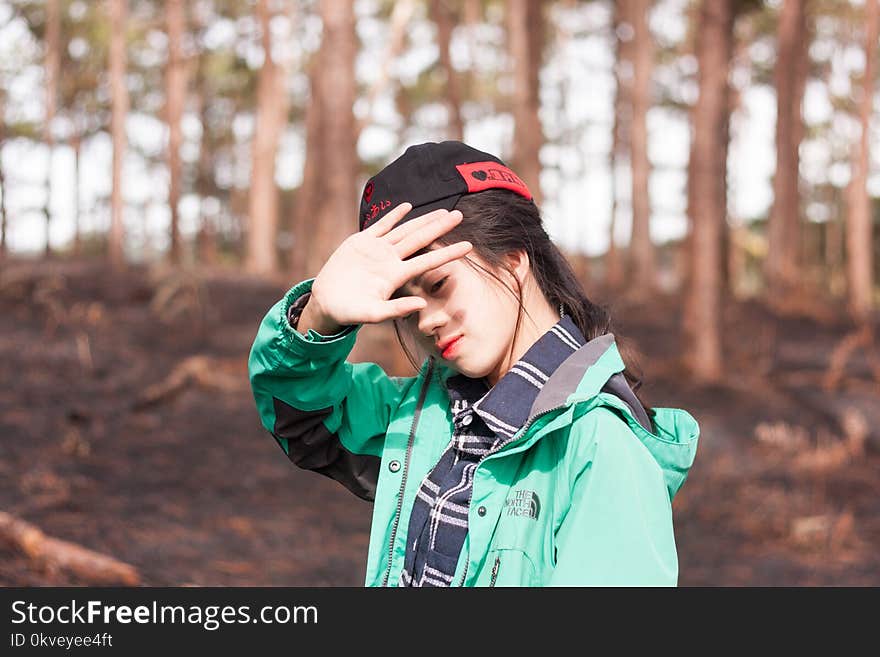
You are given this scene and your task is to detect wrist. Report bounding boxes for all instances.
[296,294,342,336]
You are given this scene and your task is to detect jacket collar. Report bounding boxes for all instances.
[439,328,653,438]
[444,315,586,440]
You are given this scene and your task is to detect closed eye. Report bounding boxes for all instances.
[430,277,448,294]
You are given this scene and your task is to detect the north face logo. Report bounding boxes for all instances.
[504,489,540,521]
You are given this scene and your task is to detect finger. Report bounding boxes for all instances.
[392,210,463,260]
[363,202,412,237]
[372,296,427,323]
[402,241,473,280]
[385,208,458,246]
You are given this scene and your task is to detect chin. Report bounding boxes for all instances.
[452,358,496,381]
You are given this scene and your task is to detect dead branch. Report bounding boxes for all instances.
[148,267,208,333]
[0,511,141,585]
[823,324,874,391]
[75,332,93,373]
[775,369,880,396]
[793,408,867,475]
[133,355,247,410]
[32,274,66,336]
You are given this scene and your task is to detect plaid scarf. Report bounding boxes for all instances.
[399,315,586,586]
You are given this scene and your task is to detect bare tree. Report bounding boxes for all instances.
[357,0,415,141]
[311,0,357,275]
[296,0,358,279]
[43,0,60,256]
[508,0,545,204]
[245,0,290,275]
[71,128,82,256]
[291,56,322,280]
[194,85,217,265]
[846,0,879,320]
[108,0,128,268]
[684,0,735,382]
[765,0,810,298]
[0,90,6,258]
[629,0,657,294]
[165,0,188,264]
[607,0,631,291]
[430,0,464,141]
[463,0,481,76]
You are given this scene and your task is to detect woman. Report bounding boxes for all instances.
[248,141,699,586]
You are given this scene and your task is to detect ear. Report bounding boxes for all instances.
[503,249,530,287]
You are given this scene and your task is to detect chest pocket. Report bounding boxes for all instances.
[486,548,539,587]
[484,487,554,586]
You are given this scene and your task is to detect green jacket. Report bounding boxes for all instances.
[248,278,700,586]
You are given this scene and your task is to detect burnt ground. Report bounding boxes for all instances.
[1,257,878,587]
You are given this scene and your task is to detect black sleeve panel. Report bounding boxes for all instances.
[272,396,381,502]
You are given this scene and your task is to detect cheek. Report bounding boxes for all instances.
[463,293,517,342]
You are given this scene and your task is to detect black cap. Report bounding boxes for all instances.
[358,140,533,232]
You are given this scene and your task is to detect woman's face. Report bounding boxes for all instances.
[397,248,522,385]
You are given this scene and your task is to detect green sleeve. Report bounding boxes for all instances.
[247,278,419,500]
[549,409,679,586]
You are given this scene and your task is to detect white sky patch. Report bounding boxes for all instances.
[1,0,878,258]
[729,86,776,222]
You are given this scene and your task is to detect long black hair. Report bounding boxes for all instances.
[393,189,654,425]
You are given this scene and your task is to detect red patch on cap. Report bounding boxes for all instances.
[361,198,392,230]
[455,161,532,200]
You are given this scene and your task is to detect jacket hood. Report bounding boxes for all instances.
[438,332,699,500]
[537,332,699,499]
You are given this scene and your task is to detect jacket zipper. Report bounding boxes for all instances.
[517,403,568,441]
[456,402,571,587]
[381,358,435,587]
[457,558,469,586]
[489,556,500,587]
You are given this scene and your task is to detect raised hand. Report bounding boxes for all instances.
[299,202,472,334]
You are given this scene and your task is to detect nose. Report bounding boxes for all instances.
[416,300,447,338]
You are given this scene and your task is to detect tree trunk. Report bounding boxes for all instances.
[245,0,289,275]
[629,0,657,295]
[766,0,809,299]
[508,0,545,204]
[193,6,217,266]
[356,0,415,141]
[0,91,7,259]
[298,0,357,279]
[108,0,128,269]
[290,54,322,281]
[43,0,60,257]
[607,0,630,291]
[165,0,187,264]
[72,131,82,256]
[0,157,5,258]
[430,0,465,141]
[463,0,481,100]
[846,0,878,320]
[724,34,750,297]
[824,184,843,294]
[684,0,734,383]
[195,88,217,266]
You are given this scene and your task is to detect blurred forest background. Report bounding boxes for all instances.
[0,0,878,586]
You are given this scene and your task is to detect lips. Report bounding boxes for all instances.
[437,335,463,359]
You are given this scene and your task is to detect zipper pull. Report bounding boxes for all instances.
[489,556,501,587]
